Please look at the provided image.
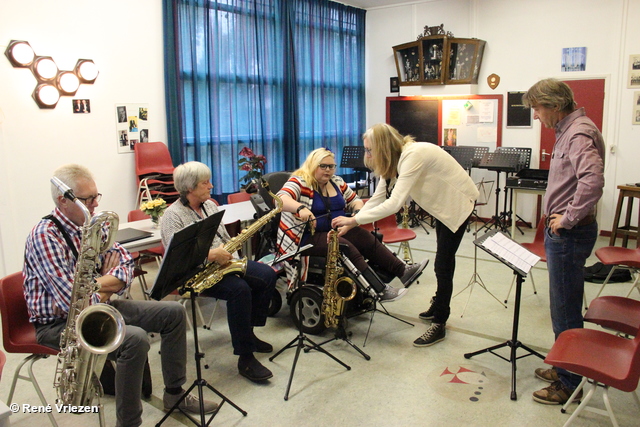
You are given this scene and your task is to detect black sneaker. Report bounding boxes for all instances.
[418,297,436,321]
[238,355,273,382]
[413,323,446,347]
[400,258,429,288]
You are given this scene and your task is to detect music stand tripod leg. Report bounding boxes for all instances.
[157,291,246,427]
[307,314,371,361]
[269,285,351,401]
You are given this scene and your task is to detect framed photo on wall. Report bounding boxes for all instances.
[506,91,532,128]
[115,103,149,154]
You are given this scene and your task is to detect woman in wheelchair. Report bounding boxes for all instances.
[276,148,428,302]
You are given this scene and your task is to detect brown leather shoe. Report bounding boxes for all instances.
[535,366,559,383]
[532,380,582,405]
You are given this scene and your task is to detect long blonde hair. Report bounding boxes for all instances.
[363,123,414,179]
[293,148,335,188]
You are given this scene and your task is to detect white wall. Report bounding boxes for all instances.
[0,0,167,276]
[1,0,639,275]
[365,0,640,232]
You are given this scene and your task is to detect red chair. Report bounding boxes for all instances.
[544,327,640,426]
[504,215,544,302]
[128,209,164,270]
[0,272,59,426]
[134,142,179,205]
[371,212,416,264]
[592,246,640,300]
[0,349,5,382]
[134,141,175,177]
[227,192,251,204]
[585,296,640,337]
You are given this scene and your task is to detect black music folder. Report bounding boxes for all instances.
[474,229,540,277]
[116,227,153,244]
[150,210,224,301]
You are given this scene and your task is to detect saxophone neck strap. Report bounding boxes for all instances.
[43,214,79,259]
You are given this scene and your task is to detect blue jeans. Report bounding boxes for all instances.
[544,221,598,389]
[202,260,277,355]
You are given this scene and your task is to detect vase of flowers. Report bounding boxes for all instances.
[140,198,167,228]
[238,146,267,188]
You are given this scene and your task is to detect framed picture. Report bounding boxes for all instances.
[633,91,640,125]
[390,77,399,93]
[506,91,532,128]
[628,55,640,88]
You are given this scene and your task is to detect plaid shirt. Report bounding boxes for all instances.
[23,208,134,324]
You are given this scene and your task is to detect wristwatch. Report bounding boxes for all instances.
[296,205,307,214]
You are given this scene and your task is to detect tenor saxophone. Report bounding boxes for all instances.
[184,179,283,294]
[321,229,357,328]
[51,177,126,407]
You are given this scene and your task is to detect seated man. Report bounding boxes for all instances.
[161,161,277,383]
[23,164,217,427]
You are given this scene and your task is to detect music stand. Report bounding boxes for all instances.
[477,152,521,234]
[340,146,371,196]
[150,211,247,426]
[463,230,545,400]
[269,227,351,401]
[496,147,533,235]
[442,145,476,172]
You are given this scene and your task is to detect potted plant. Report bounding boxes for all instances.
[238,146,267,189]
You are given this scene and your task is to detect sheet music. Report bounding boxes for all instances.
[479,232,540,274]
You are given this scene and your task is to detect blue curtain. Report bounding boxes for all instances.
[163,0,366,197]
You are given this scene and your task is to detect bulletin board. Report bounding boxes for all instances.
[386,95,503,149]
[115,103,150,154]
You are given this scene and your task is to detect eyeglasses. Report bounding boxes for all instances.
[318,164,337,171]
[76,193,102,205]
[364,147,372,156]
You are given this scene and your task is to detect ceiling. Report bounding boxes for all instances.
[337,0,416,10]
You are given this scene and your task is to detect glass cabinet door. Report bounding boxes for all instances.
[447,38,486,84]
[421,36,446,85]
[393,41,422,85]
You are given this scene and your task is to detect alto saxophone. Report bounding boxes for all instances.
[184,179,283,294]
[400,203,414,264]
[51,177,126,407]
[322,229,357,328]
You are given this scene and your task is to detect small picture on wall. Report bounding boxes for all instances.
[633,91,640,125]
[140,129,149,142]
[129,116,139,132]
[118,130,128,147]
[73,99,91,114]
[561,47,586,72]
[139,107,148,121]
[628,55,640,88]
[117,106,127,123]
[443,128,457,146]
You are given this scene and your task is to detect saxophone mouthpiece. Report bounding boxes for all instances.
[245,178,260,194]
[51,176,76,201]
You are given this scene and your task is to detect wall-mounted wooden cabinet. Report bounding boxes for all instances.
[393,36,486,86]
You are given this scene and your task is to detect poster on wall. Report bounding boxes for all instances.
[115,103,149,154]
[506,91,532,128]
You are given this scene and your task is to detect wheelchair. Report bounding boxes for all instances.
[287,250,396,335]
[250,171,402,334]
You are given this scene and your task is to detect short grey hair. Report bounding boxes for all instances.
[173,161,211,196]
[50,164,93,206]
[522,78,576,112]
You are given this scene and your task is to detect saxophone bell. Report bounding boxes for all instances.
[76,304,126,354]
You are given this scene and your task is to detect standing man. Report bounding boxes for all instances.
[522,79,605,405]
[24,164,217,427]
